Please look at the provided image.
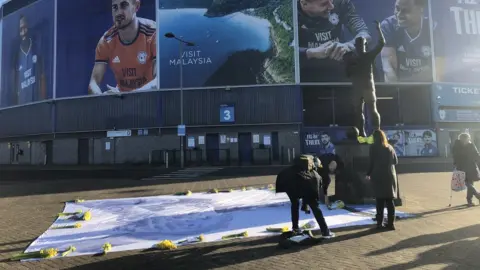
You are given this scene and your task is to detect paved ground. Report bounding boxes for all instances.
[1,169,479,270]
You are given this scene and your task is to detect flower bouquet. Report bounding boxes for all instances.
[221,231,248,240]
[52,223,82,229]
[266,226,289,233]
[155,240,177,250]
[178,234,205,245]
[11,248,58,261]
[174,190,192,196]
[300,221,316,230]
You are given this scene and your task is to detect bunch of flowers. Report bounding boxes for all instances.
[102,243,112,255]
[221,231,248,240]
[266,226,289,233]
[11,248,58,261]
[178,234,205,245]
[174,190,192,196]
[155,240,177,250]
[52,223,82,229]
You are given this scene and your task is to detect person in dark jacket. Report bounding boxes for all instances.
[366,129,398,230]
[453,133,480,206]
[276,155,335,238]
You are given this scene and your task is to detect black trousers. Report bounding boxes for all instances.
[353,97,381,137]
[375,198,395,221]
[288,193,330,235]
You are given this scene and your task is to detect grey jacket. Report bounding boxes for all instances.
[367,144,398,199]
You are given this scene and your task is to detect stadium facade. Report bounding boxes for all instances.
[0,0,479,165]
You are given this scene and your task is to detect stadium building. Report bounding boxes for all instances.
[0,0,478,165]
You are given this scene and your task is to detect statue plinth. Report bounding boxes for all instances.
[332,139,404,206]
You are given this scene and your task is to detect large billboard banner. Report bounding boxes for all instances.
[157,0,295,89]
[385,129,438,157]
[0,0,55,108]
[0,0,453,104]
[432,0,480,84]
[55,0,156,98]
[296,0,433,83]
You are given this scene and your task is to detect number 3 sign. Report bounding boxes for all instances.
[220,104,235,123]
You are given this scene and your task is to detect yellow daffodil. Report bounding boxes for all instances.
[241,187,247,191]
[75,199,85,203]
[208,188,219,194]
[82,211,92,221]
[197,234,205,242]
[102,243,112,255]
[155,240,177,250]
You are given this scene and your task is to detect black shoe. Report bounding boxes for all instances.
[386,215,396,230]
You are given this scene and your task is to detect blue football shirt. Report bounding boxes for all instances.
[380,16,432,82]
[16,39,38,105]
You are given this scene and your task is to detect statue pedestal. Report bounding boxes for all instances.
[331,141,404,206]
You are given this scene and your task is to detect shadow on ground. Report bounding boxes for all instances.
[67,228,381,270]
[366,224,480,270]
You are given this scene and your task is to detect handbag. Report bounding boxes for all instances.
[451,169,467,192]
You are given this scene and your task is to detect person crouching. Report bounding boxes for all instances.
[276,155,335,238]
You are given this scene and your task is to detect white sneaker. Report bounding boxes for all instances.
[322,232,336,239]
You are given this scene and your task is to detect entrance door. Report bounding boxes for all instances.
[205,134,219,165]
[43,141,53,165]
[9,144,19,164]
[238,133,253,165]
[78,138,90,165]
[271,132,279,161]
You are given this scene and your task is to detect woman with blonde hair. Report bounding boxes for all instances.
[366,129,398,230]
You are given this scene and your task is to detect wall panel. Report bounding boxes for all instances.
[0,102,52,136]
[55,92,161,133]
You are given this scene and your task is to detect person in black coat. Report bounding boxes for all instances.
[276,155,334,238]
[366,129,398,230]
[453,133,480,206]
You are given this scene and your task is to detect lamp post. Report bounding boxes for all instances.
[164,32,195,169]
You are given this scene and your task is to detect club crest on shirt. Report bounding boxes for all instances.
[421,46,431,58]
[137,51,147,64]
[438,109,446,120]
[329,13,339,25]
[32,55,37,63]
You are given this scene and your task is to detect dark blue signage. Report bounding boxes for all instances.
[219,104,235,123]
[432,83,480,107]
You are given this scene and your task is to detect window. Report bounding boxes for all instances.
[303,86,334,127]
[399,86,431,125]
[377,86,400,127]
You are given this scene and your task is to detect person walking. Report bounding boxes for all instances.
[366,129,398,230]
[452,133,480,206]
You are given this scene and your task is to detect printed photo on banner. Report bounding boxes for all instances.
[404,129,438,157]
[55,0,156,98]
[0,0,54,108]
[303,130,337,156]
[296,0,432,83]
[157,0,295,89]
[385,130,406,156]
[432,0,480,84]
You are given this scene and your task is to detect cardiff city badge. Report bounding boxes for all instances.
[137,51,147,64]
[329,13,339,26]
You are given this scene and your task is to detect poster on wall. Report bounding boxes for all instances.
[432,0,480,83]
[403,129,438,157]
[157,0,295,89]
[0,0,55,108]
[385,130,406,156]
[296,0,432,83]
[303,130,336,156]
[55,0,156,98]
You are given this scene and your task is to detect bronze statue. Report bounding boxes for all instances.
[343,21,385,138]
